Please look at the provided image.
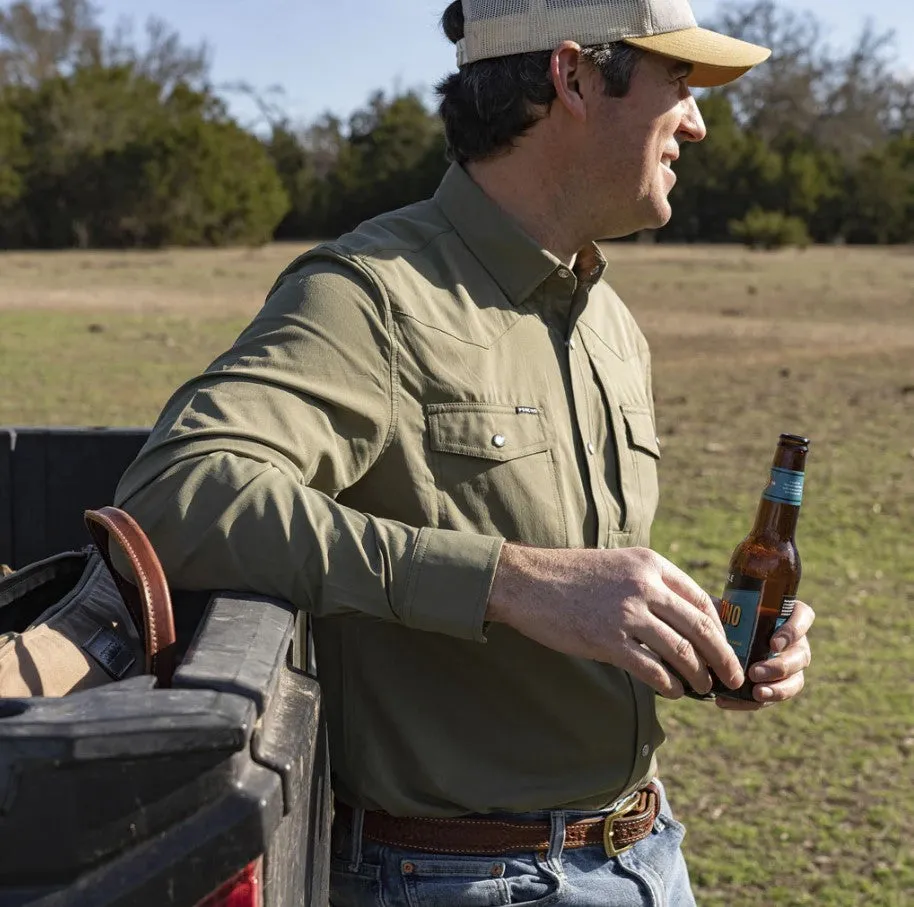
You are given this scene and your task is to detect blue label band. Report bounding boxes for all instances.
[763,467,804,506]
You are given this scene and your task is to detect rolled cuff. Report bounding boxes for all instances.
[401,528,504,643]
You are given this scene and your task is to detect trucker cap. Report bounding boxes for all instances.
[455,0,772,87]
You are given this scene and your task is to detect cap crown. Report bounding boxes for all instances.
[458,0,698,65]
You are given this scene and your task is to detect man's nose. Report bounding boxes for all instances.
[678,94,707,144]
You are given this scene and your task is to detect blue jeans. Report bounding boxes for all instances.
[329,781,696,907]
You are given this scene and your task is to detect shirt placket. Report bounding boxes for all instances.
[558,270,613,550]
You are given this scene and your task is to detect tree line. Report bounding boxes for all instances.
[1,0,912,250]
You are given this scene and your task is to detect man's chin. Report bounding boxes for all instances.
[649,196,673,229]
[622,208,671,238]
[598,200,673,240]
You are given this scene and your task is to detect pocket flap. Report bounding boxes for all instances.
[427,403,550,462]
[621,404,661,458]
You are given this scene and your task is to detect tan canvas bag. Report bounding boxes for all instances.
[0,507,176,697]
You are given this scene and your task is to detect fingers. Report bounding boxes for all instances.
[714,670,807,710]
[646,587,744,691]
[616,644,685,700]
[636,620,714,695]
[748,637,811,684]
[656,557,744,689]
[755,667,807,703]
[718,637,810,709]
[745,600,814,703]
[770,600,816,653]
[715,671,806,709]
[749,633,810,703]
[658,557,725,634]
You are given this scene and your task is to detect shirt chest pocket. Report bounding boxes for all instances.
[426,403,567,547]
[582,339,662,543]
[618,403,662,537]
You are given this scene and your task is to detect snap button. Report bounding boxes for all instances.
[492,434,507,449]
[587,441,595,455]
[558,268,571,279]
[641,743,651,758]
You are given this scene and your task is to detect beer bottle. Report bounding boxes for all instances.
[711,433,809,701]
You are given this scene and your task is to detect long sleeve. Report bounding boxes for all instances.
[114,259,503,642]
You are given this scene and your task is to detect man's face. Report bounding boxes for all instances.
[581,52,707,238]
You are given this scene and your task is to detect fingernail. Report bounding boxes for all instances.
[757,686,774,701]
[770,636,786,654]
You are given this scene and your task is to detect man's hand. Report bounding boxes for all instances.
[715,600,815,711]
[486,544,745,699]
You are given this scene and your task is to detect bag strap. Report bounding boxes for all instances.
[84,507,177,688]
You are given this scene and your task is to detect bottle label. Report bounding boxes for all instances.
[718,574,763,670]
[763,467,804,506]
[719,576,797,668]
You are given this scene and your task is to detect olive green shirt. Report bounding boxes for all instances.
[115,164,665,817]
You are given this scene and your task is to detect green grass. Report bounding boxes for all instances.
[649,345,914,907]
[0,310,249,426]
[1,244,912,906]
[624,249,914,904]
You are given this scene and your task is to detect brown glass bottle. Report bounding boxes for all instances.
[710,434,809,701]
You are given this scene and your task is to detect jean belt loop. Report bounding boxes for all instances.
[348,807,365,872]
[547,810,567,864]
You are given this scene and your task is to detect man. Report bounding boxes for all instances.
[115,1,815,904]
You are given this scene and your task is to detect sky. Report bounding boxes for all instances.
[95,0,914,131]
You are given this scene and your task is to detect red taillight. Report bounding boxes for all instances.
[194,858,263,907]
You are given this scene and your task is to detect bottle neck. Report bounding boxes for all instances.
[751,447,807,542]
[751,498,800,541]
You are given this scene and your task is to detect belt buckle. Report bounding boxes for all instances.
[602,793,639,858]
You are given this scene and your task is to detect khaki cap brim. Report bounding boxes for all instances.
[624,27,772,87]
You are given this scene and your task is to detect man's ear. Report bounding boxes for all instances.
[551,41,589,123]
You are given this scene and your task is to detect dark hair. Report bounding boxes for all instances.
[436,0,644,165]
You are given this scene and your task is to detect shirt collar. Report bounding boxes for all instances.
[435,164,604,306]
[575,242,608,286]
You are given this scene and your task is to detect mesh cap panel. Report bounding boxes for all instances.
[457,0,698,65]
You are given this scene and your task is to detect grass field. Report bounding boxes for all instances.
[1,243,912,906]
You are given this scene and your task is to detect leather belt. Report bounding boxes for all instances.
[341,783,660,859]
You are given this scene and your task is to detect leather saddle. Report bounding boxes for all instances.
[0,507,176,697]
